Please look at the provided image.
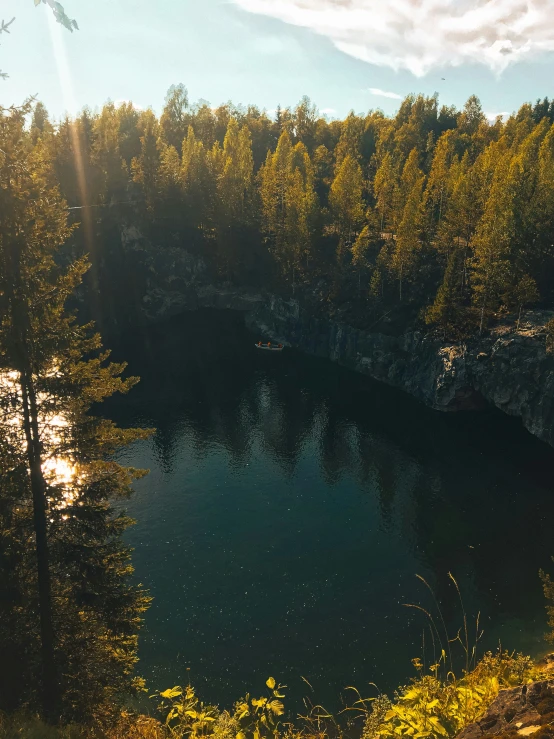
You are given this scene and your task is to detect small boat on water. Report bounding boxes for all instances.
[255,342,284,352]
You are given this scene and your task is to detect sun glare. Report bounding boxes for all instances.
[0,371,79,511]
[46,10,97,292]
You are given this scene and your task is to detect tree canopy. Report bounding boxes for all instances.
[30,88,554,336]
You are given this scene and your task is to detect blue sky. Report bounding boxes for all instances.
[2,0,554,121]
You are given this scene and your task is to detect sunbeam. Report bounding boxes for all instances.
[45,11,100,323]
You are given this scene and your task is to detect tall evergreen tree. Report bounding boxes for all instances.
[0,102,150,724]
[393,173,425,301]
[131,109,161,210]
[328,154,365,261]
[470,153,515,333]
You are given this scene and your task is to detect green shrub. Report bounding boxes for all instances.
[360,651,537,739]
[154,678,285,739]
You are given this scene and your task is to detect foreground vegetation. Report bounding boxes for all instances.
[0,650,547,739]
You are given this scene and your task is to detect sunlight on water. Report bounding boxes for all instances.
[0,370,78,511]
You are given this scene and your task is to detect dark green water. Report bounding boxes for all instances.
[106,309,554,711]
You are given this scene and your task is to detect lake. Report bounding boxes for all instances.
[105,309,554,712]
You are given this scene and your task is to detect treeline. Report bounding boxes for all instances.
[32,85,554,335]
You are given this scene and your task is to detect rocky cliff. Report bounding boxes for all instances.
[456,671,554,739]
[117,228,554,448]
[245,296,554,448]
[119,226,265,321]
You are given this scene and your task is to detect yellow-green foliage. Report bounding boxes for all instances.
[361,651,538,739]
[154,678,285,739]
[0,654,545,739]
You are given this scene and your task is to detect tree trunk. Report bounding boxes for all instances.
[7,234,59,722]
[399,263,403,302]
[479,296,486,336]
[19,369,59,722]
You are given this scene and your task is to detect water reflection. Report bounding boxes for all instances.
[105,310,554,710]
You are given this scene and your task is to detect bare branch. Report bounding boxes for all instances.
[0,17,16,35]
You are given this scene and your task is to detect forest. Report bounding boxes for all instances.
[25,85,554,338]
[4,84,554,735]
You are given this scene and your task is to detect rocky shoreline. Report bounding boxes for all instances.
[245,295,554,448]
[120,233,554,448]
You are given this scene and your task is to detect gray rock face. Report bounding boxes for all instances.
[119,226,264,320]
[456,679,554,739]
[117,227,554,447]
[245,297,554,448]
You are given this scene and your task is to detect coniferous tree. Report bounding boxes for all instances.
[393,173,425,301]
[373,152,398,233]
[470,153,515,333]
[260,130,293,271]
[131,109,161,211]
[328,154,365,262]
[0,102,150,724]
[285,142,317,277]
[423,130,457,241]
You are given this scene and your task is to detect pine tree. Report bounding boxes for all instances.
[212,119,255,275]
[423,130,457,240]
[293,96,318,152]
[513,274,539,328]
[260,133,317,283]
[0,102,150,724]
[116,102,141,170]
[470,153,515,333]
[260,130,293,264]
[285,142,317,276]
[425,249,465,336]
[217,119,254,221]
[30,102,53,144]
[373,152,398,233]
[158,142,181,193]
[181,126,213,233]
[328,154,364,260]
[334,113,364,168]
[393,174,424,301]
[131,109,161,210]
[91,103,128,204]
[312,144,333,203]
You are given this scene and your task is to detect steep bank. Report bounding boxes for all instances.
[245,296,554,448]
[111,233,554,447]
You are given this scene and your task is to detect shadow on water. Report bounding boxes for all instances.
[104,309,554,711]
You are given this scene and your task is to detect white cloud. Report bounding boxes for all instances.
[485,111,510,121]
[232,0,554,76]
[368,88,403,100]
[321,107,337,115]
